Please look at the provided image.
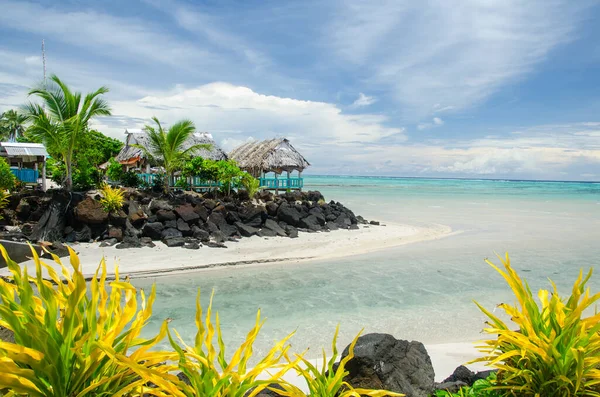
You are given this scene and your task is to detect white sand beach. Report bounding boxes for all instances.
[1,222,453,279]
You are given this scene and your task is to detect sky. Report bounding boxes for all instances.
[1,0,600,180]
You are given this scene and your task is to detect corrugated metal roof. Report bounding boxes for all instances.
[0,143,48,157]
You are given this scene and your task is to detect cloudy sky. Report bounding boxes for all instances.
[1,0,600,180]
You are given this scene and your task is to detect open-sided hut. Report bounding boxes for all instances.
[116,130,227,169]
[0,142,48,190]
[115,130,228,187]
[228,138,310,191]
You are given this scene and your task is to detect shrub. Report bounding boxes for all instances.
[166,291,297,397]
[121,170,142,188]
[0,190,9,220]
[471,254,600,396]
[279,326,403,397]
[240,173,261,199]
[175,177,190,190]
[152,174,165,192]
[0,244,176,396]
[106,158,124,182]
[99,183,125,213]
[0,157,15,191]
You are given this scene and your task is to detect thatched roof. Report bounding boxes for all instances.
[228,138,310,175]
[115,131,227,164]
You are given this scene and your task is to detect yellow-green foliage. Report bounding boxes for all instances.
[0,245,176,397]
[278,326,404,397]
[240,173,261,199]
[99,183,125,213]
[0,190,9,220]
[472,254,600,396]
[165,291,297,397]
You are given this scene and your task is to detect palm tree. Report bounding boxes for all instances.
[136,117,210,192]
[24,75,111,191]
[0,109,28,141]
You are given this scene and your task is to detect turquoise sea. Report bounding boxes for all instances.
[133,176,600,354]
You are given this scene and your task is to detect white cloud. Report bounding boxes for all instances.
[417,117,444,130]
[91,82,404,147]
[351,93,377,108]
[328,0,592,118]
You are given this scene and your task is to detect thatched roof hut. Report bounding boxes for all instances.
[115,130,227,168]
[228,138,310,177]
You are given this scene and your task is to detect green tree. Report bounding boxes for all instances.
[0,157,16,191]
[136,117,209,192]
[216,159,243,196]
[0,109,28,141]
[24,75,111,191]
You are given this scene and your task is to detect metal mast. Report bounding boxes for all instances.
[42,39,47,87]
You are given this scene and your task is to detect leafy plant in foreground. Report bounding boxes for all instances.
[0,244,177,396]
[278,326,404,397]
[471,253,600,396]
[99,183,125,213]
[166,291,297,397]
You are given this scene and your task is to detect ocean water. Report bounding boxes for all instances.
[132,176,600,356]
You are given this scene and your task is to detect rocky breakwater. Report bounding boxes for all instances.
[0,189,377,254]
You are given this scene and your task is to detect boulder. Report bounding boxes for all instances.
[335,214,352,228]
[124,218,142,238]
[142,222,164,240]
[208,212,227,229]
[164,219,177,229]
[129,208,147,228]
[203,199,217,210]
[257,228,277,237]
[370,220,380,226]
[238,205,266,227]
[162,237,186,247]
[75,197,108,224]
[156,209,176,222]
[326,222,339,231]
[108,210,127,227]
[263,219,287,237]
[235,222,258,237]
[193,204,208,222]
[74,224,92,242]
[308,208,327,226]
[177,218,191,234]
[225,211,241,225]
[349,224,359,230]
[108,226,123,241]
[161,228,183,240]
[211,231,226,243]
[266,201,279,217]
[29,193,71,242]
[115,236,142,249]
[15,199,31,220]
[277,203,301,226]
[175,204,200,224]
[442,365,496,387]
[191,226,210,242]
[341,333,435,397]
[205,221,220,234]
[140,237,156,248]
[285,225,298,238]
[183,241,201,250]
[204,241,227,248]
[148,199,173,213]
[219,223,238,238]
[298,215,322,231]
[100,238,118,247]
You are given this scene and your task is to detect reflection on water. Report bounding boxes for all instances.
[131,176,600,356]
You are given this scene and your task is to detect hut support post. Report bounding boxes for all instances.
[41,157,47,191]
[286,170,290,191]
[275,172,279,194]
[299,170,302,191]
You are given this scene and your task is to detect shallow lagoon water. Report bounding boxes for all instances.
[132,176,600,355]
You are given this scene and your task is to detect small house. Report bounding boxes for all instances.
[228,138,310,191]
[0,142,48,190]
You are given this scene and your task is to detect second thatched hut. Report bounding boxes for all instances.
[228,138,310,191]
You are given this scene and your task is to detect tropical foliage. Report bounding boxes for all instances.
[24,75,112,191]
[135,117,209,192]
[0,109,28,141]
[0,157,16,191]
[0,245,175,396]
[0,190,9,220]
[471,254,600,396]
[165,291,298,397]
[240,172,261,199]
[99,184,125,213]
[106,158,124,182]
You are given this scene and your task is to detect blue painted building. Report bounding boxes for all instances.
[0,142,48,190]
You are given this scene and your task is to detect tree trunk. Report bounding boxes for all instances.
[65,155,73,192]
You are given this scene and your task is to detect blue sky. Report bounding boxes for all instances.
[1,0,600,180]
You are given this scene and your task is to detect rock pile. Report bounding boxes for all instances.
[0,189,373,251]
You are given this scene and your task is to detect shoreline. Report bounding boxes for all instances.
[1,221,455,279]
